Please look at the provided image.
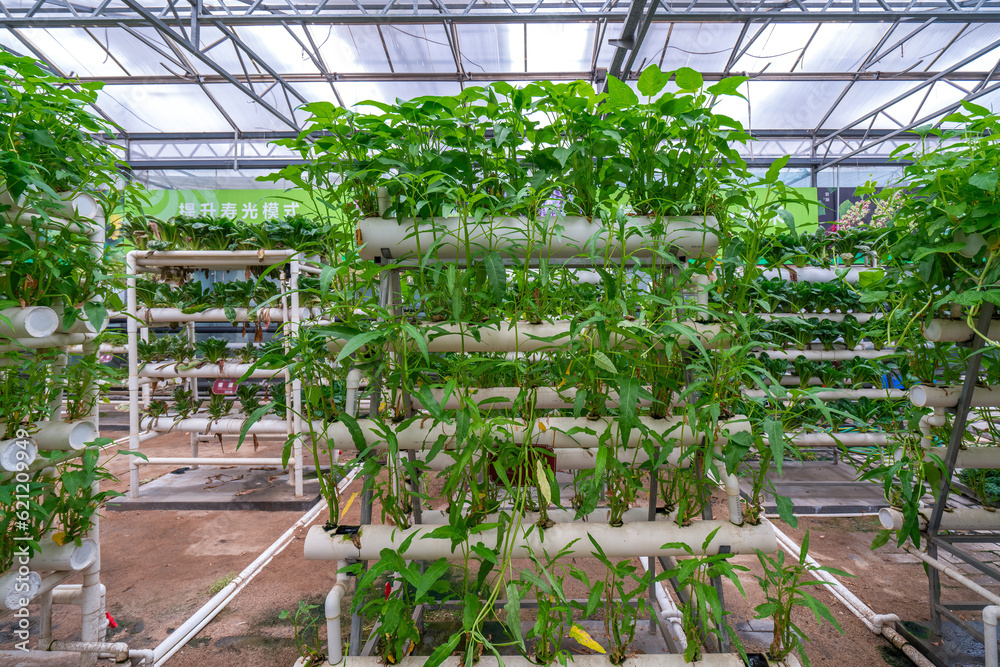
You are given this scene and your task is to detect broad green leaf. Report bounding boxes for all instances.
[335,329,381,364]
[775,494,797,529]
[724,430,754,476]
[82,301,107,331]
[637,64,670,97]
[482,250,506,302]
[969,171,998,191]
[606,75,638,107]
[675,67,703,91]
[593,350,617,374]
[707,76,749,97]
[763,417,785,476]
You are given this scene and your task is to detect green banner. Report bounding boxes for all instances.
[138,189,315,220]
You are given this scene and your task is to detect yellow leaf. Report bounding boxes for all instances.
[569,625,606,654]
[51,532,67,546]
[535,459,551,506]
[538,421,547,432]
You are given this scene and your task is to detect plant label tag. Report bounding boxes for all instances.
[99,353,113,363]
[213,379,238,395]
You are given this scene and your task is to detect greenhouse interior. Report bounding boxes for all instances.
[6,2,1000,666]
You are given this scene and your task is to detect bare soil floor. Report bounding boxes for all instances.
[3,430,991,667]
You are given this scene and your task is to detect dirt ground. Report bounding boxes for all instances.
[3,427,989,667]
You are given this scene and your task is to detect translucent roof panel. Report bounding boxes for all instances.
[381,25,457,73]
[293,81,464,109]
[231,26,323,75]
[456,24,526,74]
[525,24,601,73]
[797,23,895,72]
[934,24,1000,72]
[314,26,392,73]
[866,23,971,72]
[731,23,819,73]
[713,81,848,130]
[201,84,302,132]
[96,85,234,133]
[636,23,745,73]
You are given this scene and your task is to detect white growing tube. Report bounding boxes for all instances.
[0,332,94,352]
[415,446,687,471]
[431,386,653,410]
[910,384,1000,408]
[356,215,720,261]
[303,520,777,561]
[0,306,59,338]
[1,569,41,610]
[28,538,98,572]
[880,507,1000,532]
[761,266,866,284]
[137,362,285,379]
[0,437,37,471]
[326,561,350,663]
[753,348,894,361]
[32,420,98,451]
[295,657,743,667]
[788,432,892,447]
[923,318,1000,343]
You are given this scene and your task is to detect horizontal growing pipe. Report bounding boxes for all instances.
[923,318,1000,343]
[356,215,719,261]
[910,384,1000,408]
[788,432,892,447]
[880,507,1000,532]
[33,420,98,451]
[136,306,325,323]
[0,332,95,352]
[753,348,894,361]
[145,416,288,434]
[743,388,906,401]
[416,446,687,470]
[295,656,743,667]
[134,456,286,466]
[138,362,286,379]
[303,519,777,561]
[760,312,878,322]
[419,507,675,525]
[431,386,653,410]
[130,249,301,268]
[0,306,59,338]
[761,266,866,284]
[322,415,747,451]
[28,538,98,572]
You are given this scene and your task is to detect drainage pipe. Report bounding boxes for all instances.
[985,605,1000,667]
[304,520,777,562]
[134,457,285,467]
[881,507,1000,532]
[904,544,1000,607]
[151,467,361,666]
[0,306,59,338]
[47,641,128,662]
[910,384,1000,408]
[638,556,687,651]
[325,561,350,663]
[768,521,934,667]
[356,215,720,261]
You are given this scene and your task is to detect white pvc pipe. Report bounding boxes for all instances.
[910,384,1000,408]
[294,654,744,667]
[923,318,1000,343]
[0,306,59,338]
[769,521,934,667]
[951,447,1000,469]
[356,215,720,261]
[303,520,777,561]
[323,414,742,451]
[32,420,98,451]
[145,416,288,434]
[151,468,361,666]
[419,507,670,525]
[744,388,906,401]
[432,386,653,410]
[789,432,892,447]
[904,544,1000,607]
[753,348,894,361]
[325,561,349,663]
[0,569,41,610]
[638,556,687,651]
[28,538,98,572]
[135,307,323,324]
[134,457,286,466]
[0,332,94,352]
[416,446,688,471]
[880,507,1000,532]
[985,605,1000,667]
[131,249,299,269]
[0,437,37,471]
[761,266,865,284]
[137,362,285,379]
[760,312,878,322]
[48,641,129,662]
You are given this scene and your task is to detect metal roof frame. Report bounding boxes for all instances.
[2,0,1000,173]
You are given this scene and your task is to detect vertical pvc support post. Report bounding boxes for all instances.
[50,352,67,420]
[187,322,199,469]
[290,258,304,497]
[985,605,1000,667]
[40,588,53,649]
[126,252,141,498]
[647,447,659,635]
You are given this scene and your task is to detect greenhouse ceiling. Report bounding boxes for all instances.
[3,0,1000,174]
